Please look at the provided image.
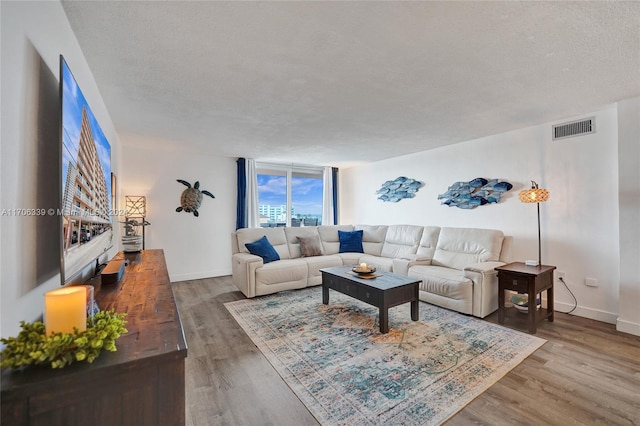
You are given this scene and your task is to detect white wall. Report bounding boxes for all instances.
[1,2,122,337]
[119,138,236,281]
[616,97,640,336]
[341,105,626,327]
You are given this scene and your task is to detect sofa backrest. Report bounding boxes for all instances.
[356,225,388,256]
[284,227,322,258]
[431,227,504,270]
[235,227,291,259]
[317,225,354,255]
[416,226,441,258]
[381,224,424,258]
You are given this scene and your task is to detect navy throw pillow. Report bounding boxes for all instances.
[245,236,280,263]
[338,230,364,253]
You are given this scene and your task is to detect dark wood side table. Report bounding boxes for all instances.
[495,262,556,334]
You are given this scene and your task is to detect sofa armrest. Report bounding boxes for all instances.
[232,253,263,298]
[464,261,505,274]
[463,261,505,318]
[392,255,432,276]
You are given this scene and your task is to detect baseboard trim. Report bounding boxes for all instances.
[170,269,231,283]
[616,319,640,336]
[553,301,618,325]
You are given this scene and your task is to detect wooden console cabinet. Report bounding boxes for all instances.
[1,250,188,425]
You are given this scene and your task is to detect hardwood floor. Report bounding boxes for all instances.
[172,276,640,426]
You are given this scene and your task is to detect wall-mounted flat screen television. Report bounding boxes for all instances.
[60,55,113,284]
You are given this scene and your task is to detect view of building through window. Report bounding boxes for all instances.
[257,165,323,227]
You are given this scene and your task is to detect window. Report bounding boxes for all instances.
[291,170,323,226]
[257,163,323,227]
[256,168,287,227]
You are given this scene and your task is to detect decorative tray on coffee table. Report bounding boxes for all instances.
[351,265,380,279]
[352,266,376,274]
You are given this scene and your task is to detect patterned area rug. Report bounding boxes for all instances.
[225,287,545,425]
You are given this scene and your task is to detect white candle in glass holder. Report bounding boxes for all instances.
[45,287,87,335]
[359,262,367,270]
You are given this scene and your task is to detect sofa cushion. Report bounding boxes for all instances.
[381,224,423,258]
[338,230,364,253]
[409,265,472,300]
[284,227,321,258]
[318,225,354,254]
[304,255,344,286]
[416,226,441,259]
[431,227,504,270]
[298,235,324,257]
[255,259,308,287]
[358,254,394,272]
[355,225,388,256]
[236,227,291,259]
[337,253,362,265]
[245,236,280,263]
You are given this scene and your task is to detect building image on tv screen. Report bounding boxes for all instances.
[61,57,112,283]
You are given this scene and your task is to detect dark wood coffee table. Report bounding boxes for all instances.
[320,266,420,333]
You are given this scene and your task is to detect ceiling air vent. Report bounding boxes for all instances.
[553,117,595,140]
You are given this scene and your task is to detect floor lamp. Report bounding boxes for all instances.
[518,181,549,266]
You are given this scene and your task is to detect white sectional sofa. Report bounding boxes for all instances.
[231,225,511,318]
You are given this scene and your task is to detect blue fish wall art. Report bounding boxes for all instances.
[438,178,513,209]
[377,176,424,202]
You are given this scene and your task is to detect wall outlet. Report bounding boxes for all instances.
[557,271,566,280]
[585,277,598,287]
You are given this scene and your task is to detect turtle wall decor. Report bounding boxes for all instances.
[176,179,215,217]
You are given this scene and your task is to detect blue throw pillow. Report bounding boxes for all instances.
[245,236,280,263]
[338,230,364,253]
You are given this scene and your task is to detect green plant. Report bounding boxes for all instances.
[1,310,127,369]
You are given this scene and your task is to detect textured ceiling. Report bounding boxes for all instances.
[61,1,639,168]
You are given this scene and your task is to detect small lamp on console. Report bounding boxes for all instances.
[519,180,549,267]
[125,195,146,217]
[123,196,149,251]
